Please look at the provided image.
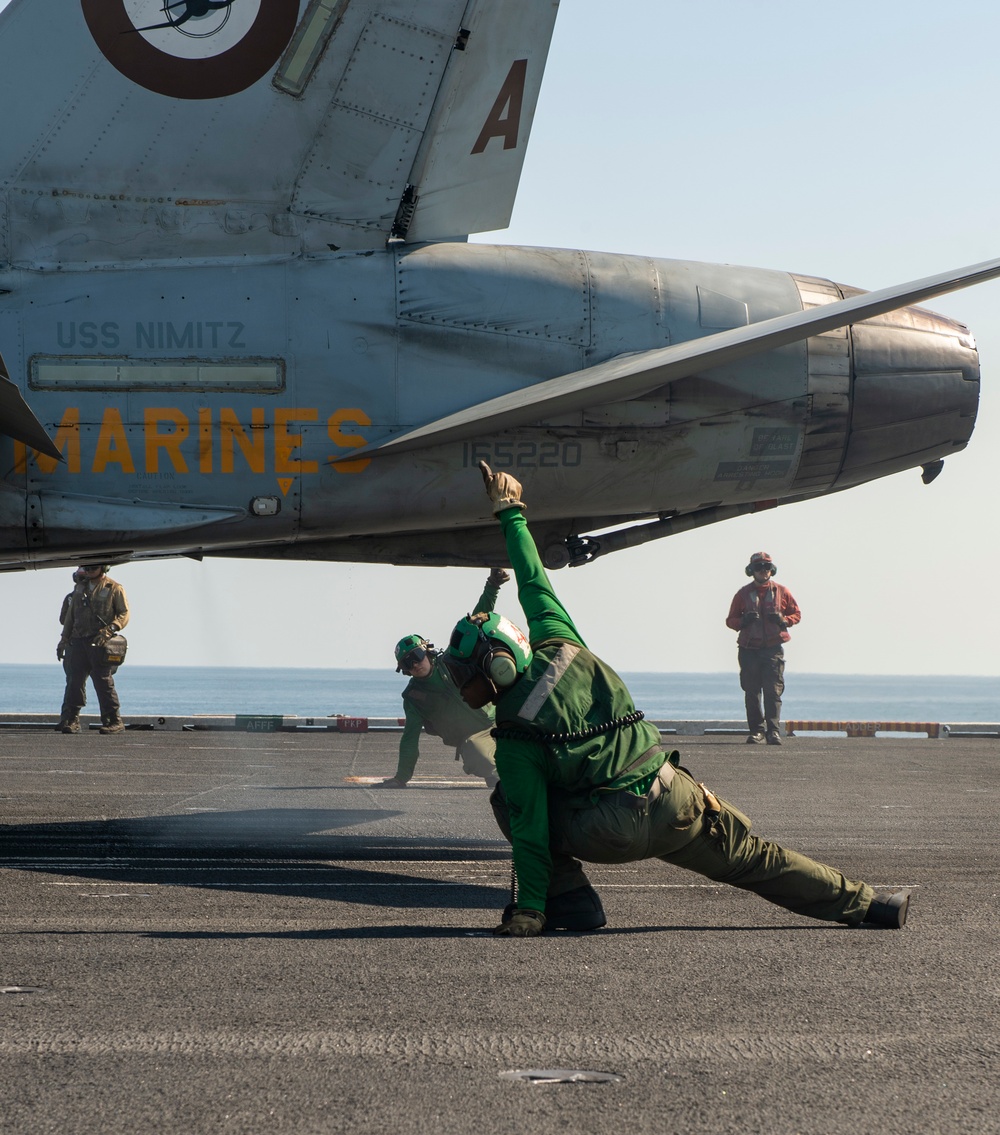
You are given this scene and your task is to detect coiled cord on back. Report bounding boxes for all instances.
[492,709,645,745]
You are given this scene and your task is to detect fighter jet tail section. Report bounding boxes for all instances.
[0,1,993,575]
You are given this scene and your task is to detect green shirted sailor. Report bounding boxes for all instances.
[440,463,912,936]
[378,568,510,789]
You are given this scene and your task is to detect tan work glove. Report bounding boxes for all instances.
[493,908,546,937]
[479,461,525,515]
[487,568,510,588]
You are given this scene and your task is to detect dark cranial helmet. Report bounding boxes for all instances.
[444,611,533,695]
[745,551,777,577]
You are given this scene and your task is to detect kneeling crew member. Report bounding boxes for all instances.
[440,463,910,937]
[380,568,510,788]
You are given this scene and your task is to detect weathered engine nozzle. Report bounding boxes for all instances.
[791,277,980,495]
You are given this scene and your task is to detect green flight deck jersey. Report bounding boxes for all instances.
[393,575,503,782]
[493,508,667,911]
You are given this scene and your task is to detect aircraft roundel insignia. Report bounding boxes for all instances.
[81,0,300,100]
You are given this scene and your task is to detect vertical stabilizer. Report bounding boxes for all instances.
[402,0,561,242]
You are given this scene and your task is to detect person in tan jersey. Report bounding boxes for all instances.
[56,564,129,735]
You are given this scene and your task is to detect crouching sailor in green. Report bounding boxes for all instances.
[440,462,911,937]
[378,568,510,789]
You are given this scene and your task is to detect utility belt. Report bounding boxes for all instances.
[608,766,725,840]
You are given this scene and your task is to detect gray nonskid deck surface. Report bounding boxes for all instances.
[1,730,998,1135]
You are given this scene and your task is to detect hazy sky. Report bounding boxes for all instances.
[3,0,999,676]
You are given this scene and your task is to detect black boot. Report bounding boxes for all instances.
[500,884,607,932]
[546,884,607,930]
[862,890,911,928]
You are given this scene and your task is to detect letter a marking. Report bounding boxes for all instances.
[471,59,528,154]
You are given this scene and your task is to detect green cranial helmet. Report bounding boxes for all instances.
[446,611,532,692]
[394,634,433,674]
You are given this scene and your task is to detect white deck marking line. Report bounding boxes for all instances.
[21,876,922,890]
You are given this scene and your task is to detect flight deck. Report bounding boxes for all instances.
[1,727,998,1135]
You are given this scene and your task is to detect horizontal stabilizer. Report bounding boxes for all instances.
[0,373,61,460]
[354,255,1000,457]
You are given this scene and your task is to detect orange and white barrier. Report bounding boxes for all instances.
[784,720,942,738]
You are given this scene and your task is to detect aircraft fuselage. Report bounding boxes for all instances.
[0,242,979,569]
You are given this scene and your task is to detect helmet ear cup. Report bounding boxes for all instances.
[487,649,518,689]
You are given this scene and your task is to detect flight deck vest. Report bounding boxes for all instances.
[402,663,494,746]
[64,579,127,641]
[495,639,663,798]
[736,582,791,648]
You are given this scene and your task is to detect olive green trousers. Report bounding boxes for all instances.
[455,729,499,783]
[493,766,873,924]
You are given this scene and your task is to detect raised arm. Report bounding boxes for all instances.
[479,462,585,648]
[472,567,510,616]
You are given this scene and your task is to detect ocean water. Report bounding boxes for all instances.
[6,664,998,722]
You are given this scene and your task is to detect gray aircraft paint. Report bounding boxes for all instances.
[0,0,991,571]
